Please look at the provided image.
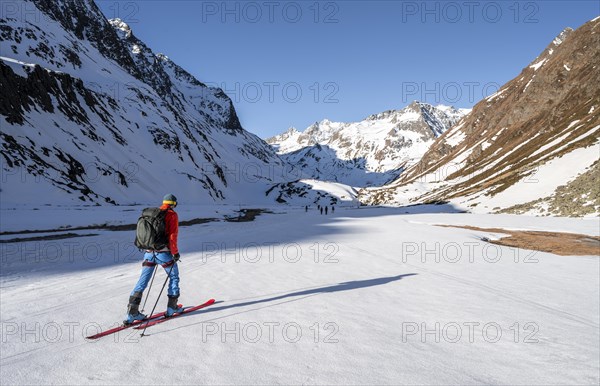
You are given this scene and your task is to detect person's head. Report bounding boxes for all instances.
[163,193,178,208]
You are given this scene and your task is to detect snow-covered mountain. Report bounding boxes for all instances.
[0,0,286,206]
[364,17,600,217]
[266,102,469,187]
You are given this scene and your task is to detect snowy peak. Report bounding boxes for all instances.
[269,127,300,144]
[108,18,132,39]
[413,102,468,138]
[267,102,468,187]
[285,126,299,136]
[28,0,140,77]
[363,102,468,138]
[104,12,242,132]
[365,103,420,123]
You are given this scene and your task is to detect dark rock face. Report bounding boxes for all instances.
[266,180,341,206]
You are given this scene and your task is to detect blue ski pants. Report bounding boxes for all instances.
[131,252,180,297]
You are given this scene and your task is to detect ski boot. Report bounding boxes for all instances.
[166,295,184,317]
[124,291,147,325]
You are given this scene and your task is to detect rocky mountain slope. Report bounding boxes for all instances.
[267,102,468,187]
[363,17,600,216]
[0,0,285,206]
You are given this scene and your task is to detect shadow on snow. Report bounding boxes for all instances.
[0,205,462,278]
[148,273,418,335]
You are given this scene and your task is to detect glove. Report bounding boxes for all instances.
[173,253,181,262]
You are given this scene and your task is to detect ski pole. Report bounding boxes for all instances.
[140,266,157,313]
[140,261,176,337]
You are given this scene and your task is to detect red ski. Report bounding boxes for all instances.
[86,305,181,340]
[135,299,216,331]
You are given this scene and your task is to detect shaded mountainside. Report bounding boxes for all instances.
[0,0,284,206]
[364,17,600,216]
[267,102,468,187]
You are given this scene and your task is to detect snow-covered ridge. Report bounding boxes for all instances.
[0,0,286,206]
[267,102,469,187]
[108,18,132,38]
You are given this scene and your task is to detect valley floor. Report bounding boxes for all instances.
[0,206,598,385]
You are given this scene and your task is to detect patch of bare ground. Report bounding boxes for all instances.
[0,233,99,244]
[0,217,217,237]
[0,209,274,242]
[438,225,600,256]
[224,209,273,222]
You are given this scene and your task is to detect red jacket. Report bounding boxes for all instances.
[160,204,179,255]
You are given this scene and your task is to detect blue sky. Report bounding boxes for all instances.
[97,1,599,138]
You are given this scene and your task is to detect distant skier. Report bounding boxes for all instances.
[125,194,184,324]
[318,205,321,211]
[320,207,323,215]
[305,205,308,212]
[331,206,335,214]
[325,206,328,215]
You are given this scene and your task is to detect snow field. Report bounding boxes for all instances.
[1,207,598,384]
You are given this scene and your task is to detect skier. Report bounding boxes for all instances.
[325,206,328,215]
[331,206,335,214]
[320,207,323,215]
[125,193,184,324]
[305,205,308,212]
